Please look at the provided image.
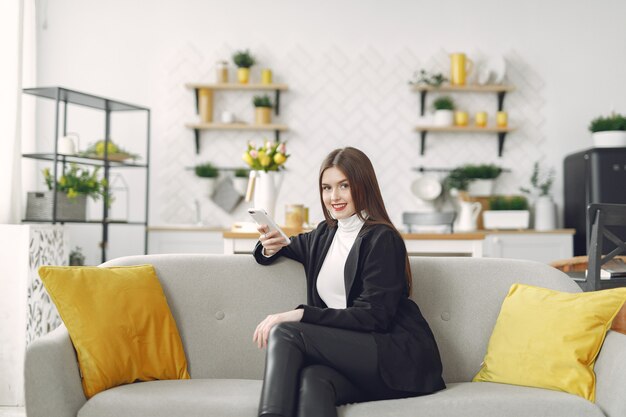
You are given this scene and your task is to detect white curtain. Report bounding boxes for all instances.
[0,0,35,224]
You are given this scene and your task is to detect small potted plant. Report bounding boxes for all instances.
[444,164,502,196]
[233,168,250,196]
[69,246,86,266]
[26,164,109,221]
[232,49,255,84]
[194,162,220,197]
[520,161,556,231]
[483,196,530,230]
[589,112,626,147]
[253,95,273,124]
[433,96,455,126]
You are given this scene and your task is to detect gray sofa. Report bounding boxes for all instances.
[25,254,626,417]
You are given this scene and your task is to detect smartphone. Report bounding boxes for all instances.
[247,208,291,244]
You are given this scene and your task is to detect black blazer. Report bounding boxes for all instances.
[253,221,446,394]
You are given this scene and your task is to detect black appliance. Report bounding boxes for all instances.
[564,147,626,255]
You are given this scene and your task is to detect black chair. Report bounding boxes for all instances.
[584,203,626,291]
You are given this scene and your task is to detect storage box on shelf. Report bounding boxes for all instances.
[21,87,150,263]
[185,83,289,153]
[412,84,515,156]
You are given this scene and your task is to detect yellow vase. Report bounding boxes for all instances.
[198,88,213,123]
[450,53,474,86]
[237,68,250,84]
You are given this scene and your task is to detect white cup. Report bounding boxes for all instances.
[221,111,234,124]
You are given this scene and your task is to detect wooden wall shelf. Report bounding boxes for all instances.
[414,126,516,157]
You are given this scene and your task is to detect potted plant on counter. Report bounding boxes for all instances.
[195,162,220,197]
[232,49,255,84]
[589,112,626,147]
[483,195,530,230]
[253,95,273,124]
[520,161,556,231]
[433,96,455,126]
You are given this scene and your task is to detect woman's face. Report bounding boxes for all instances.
[321,167,356,220]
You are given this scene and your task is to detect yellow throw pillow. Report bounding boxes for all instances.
[39,265,190,398]
[473,284,626,402]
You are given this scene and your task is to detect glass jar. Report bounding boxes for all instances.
[216,61,229,83]
[285,204,304,229]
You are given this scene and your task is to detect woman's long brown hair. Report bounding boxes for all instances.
[319,147,413,296]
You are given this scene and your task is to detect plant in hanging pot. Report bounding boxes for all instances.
[26,164,109,221]
[482,195,530,230]
[433,96,455,126]
[444,164,502,196]
[232,49,256,84]
[195,162,220,197]
[233,168,250,196]
[242,140,289,219]
[589,112,626,147]
[520,161,556,231]
[253,95,273,125]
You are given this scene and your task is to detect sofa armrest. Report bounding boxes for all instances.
[25,325,86,417]
[594,330,626,417]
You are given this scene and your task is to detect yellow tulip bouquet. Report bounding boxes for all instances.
[242,140,289,172]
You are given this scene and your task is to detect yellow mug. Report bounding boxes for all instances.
[450,53,474,86]
[261,69,273,85]
[496,111,508,127]
[475,111,488,127]
[454,111,469,126]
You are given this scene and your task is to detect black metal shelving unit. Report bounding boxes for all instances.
[22,87,151,263]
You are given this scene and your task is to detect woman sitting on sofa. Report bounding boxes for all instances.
[253,146,445,417]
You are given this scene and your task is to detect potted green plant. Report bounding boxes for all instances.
[233,168,250,196]
[69,246,86,266]
[589,112,626,147]
[483,196,530,229]
[433,96,455,126]
[520,161,556,231]
[232,49,256,84]
[253,95,273,125]
[195,162,220,197]
[26,164,109,221]
[444,164,502,196]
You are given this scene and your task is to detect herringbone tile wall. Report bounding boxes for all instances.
[153,44,545,228]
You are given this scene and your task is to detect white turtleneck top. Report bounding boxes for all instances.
[316,214,365,309]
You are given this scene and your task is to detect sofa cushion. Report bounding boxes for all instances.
[473,284,626,402]
[39,264,190,398]
[77,379,262,417]
[339,382,605,417]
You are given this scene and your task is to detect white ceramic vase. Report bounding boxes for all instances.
[534,196,556,231]
[253,170,283,220]
[201,178,217,197]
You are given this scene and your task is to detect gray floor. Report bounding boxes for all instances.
[0,407,25,417]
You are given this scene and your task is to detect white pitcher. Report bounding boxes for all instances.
[456,201,482,232]
[251,170,284,220]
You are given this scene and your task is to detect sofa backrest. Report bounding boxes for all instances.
[102,254,578,383]
[408,257,579,382]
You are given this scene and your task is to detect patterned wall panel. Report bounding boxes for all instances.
[154,44,545,227]
[26,225,67,346]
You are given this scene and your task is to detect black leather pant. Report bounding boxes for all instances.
[258,322,412,417]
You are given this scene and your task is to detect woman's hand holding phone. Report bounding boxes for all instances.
[257,224,290,256]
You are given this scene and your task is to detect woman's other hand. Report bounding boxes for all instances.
[253,309,304,349]
[257,224,289,256]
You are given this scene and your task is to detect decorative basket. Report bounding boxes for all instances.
[25,191,87,221]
